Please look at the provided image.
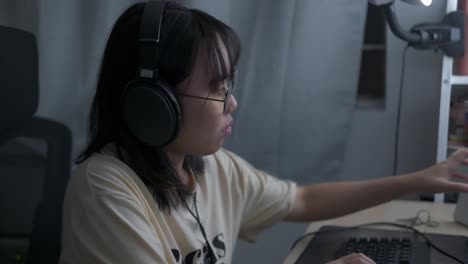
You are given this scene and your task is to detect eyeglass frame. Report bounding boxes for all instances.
[176,77,236,114]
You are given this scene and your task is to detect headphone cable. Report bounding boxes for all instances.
[184,192,218,263]
[393,44,410,176]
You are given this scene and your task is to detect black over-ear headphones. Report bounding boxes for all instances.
[123,0,181,148]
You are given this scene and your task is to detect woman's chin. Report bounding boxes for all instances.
[200,142,224,156]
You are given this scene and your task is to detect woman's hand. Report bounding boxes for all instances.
[325,253,375,264]
[409,148,468,193]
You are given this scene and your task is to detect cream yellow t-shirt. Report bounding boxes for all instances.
[59,148,297,264]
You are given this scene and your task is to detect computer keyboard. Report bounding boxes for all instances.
[296,226,432,264]
[295,225,468,264]
[335,237,413,264]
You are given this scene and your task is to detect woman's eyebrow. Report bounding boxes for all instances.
[209,76,228,86]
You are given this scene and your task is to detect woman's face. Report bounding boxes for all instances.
[166,41,238,156]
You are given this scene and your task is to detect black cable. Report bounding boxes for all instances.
[290,222,465,264]
[184,192,218,263]
[393,44,411,176]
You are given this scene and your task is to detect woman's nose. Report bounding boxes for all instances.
[226,95,238,114]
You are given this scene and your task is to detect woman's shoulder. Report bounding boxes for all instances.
[69,148,143,198]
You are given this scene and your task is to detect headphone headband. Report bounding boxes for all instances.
[124,0,181,147]
[137,0,168,79]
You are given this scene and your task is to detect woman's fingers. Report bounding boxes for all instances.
[450,148,468,163]
[451,170,468,182]
[445,180,468,193]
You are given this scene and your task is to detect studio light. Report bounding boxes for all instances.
[369,0,464,57]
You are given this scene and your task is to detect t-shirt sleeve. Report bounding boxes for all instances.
[219,150,297,242]
[60,158,172,264]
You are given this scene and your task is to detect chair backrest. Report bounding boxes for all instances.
[0,25,72,264]
[0,25,38,138]
[24,117,71,264]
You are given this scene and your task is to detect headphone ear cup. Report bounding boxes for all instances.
[123,80,181,147]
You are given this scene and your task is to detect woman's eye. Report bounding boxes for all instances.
[215,85,227,95]
[215,89,226,96]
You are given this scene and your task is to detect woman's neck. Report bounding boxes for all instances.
[166,151,196,192]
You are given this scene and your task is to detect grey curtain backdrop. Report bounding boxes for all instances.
[0,0,367,262]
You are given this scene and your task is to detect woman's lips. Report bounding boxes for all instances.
[224,125,232,136]
[224,121,233,136]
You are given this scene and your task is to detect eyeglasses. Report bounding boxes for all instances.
[177,78,236,114]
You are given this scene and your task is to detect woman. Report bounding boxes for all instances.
[60,1,468,263]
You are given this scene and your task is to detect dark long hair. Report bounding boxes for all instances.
[77,1,241,211]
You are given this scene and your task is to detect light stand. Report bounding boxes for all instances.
[369,0,465,57]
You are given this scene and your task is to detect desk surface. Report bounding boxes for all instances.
[283,200,468,264]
